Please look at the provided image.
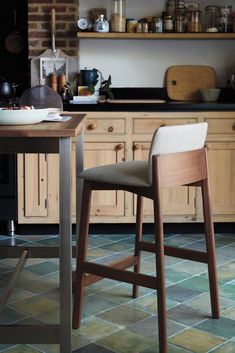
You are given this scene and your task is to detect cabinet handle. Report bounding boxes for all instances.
[108,126,114,132]
[87,123,97,130]
[133,144,142,150]
[116,144,124,150]
[232,123,235,131]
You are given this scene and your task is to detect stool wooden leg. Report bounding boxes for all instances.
[153,157,167,353]
[132,195,143,298]
[202,178,220,319]
[73,181,92,329]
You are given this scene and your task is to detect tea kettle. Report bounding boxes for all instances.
[78,68,99,86]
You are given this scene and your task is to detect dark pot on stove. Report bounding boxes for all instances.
[0,77,18,99]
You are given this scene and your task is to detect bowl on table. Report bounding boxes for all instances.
[0,108,50,125]
[199,88,221,102]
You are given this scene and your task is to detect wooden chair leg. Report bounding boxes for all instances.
[73,181,92,329]
[132,194,143,298]
[202,178,220,319]
[153,157,167,353]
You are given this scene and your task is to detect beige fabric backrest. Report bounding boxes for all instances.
[148,122,208,183]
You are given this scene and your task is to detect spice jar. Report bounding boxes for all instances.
[186,9,202,33]
[205,6,220,33]
[126,19,137,33]
[111,0,126,32]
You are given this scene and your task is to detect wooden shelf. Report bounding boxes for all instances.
[77,32,235,40]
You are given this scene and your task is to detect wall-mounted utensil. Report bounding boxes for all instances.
[5,7,24,54]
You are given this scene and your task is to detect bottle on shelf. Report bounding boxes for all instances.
[162,12,174,32]
[111,0,126,32]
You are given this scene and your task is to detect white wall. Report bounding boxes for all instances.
[78,0,235,87]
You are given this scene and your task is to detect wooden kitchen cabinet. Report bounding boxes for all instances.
[18,111,235,224]
[196,112,235,222]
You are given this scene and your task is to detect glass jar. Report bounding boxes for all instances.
[218,6,232,33]
[186,10,202,33]
[111,0,126,32]
[205,6,220,33]
[162,13,174,33]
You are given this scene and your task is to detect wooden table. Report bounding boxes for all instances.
[0,114,85,353]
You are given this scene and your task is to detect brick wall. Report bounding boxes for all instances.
[28,0,78,58]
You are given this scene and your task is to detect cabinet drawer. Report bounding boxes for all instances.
[206,119,235,134]
[85,118,125,134]
[133,118,196,134]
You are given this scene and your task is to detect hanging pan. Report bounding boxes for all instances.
[5,7,24,54]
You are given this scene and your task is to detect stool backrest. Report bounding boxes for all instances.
[148,122,208,184]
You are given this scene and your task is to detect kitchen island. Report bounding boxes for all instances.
[0,114,85,353]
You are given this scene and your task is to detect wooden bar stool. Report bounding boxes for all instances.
[73,122,220,353]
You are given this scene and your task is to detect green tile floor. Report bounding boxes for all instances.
[0,231,235,353]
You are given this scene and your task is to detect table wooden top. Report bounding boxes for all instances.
[0,114,86,138]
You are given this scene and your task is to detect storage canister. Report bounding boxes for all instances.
[111,0,126,32]
[205,6,220,33]
[186,9,202,33]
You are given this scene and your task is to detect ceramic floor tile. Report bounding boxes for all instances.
[1,232,235,353]
[75,317,123,341]
[219,283,235,301]
[165,268,192,284]
[166,284,201,303]
[0,306,28,325]
[0,345,41,353]
[98,304,151,326]
[210,341,235,353]
[97,329,156,353]
[129,315,186,339]
[126,292,178,314]
[221,305,235,320]
[169,328,225,353]
[167,304,208,326]
[184,293,234,314]
[178,276,210,292]
[19,272,59,293]
[139,344,193,353]
[195,317,235,339]
[172,260,208,275]
[73,343,117,353]
[24,261,59,276]
[82,294,120,316]
[10,294,59,316]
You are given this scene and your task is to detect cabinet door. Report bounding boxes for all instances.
[23,154,48,217]
[133,142,196,218]
[197,142,235,219]
[83,142,125,217]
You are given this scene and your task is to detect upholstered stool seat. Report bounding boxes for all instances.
[79,160,150,187]
[73,122,220,353]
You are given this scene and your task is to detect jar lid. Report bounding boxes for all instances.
[206,6,220,11]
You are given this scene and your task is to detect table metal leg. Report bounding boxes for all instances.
[76,127,84,241]
[59,137,72,353]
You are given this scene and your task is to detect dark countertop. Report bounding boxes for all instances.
[64,87,235,112]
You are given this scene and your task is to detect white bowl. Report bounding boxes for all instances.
[199,88,221,102]
[0,108,50,125]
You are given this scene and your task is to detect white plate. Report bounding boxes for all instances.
[0,108,50,125]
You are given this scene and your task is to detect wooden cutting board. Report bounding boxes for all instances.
[166,65,216,101]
